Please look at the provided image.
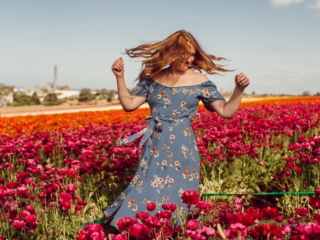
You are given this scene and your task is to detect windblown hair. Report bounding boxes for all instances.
[125,30,232,80]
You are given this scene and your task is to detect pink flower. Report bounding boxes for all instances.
[199,226,216,236]
[282,224,291,235]
[230,223,247,237]
[181,190,200,205]
[67,183,78,192]
[186,220,199,231]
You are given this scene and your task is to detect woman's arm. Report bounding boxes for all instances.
[207,73,250,119]
[112,57,146,112]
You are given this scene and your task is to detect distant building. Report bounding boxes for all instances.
[0,92,13,106]
[54,90,80,99]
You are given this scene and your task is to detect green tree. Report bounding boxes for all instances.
[30,92,40,105]
[96,89,116,102]
[79,88,93,102]
[13,92,32,106]
[42,93,61,106]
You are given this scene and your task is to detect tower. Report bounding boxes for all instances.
[53,65,57,90]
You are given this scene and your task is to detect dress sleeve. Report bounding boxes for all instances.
[198,81,225,112]
[130,79,151,97]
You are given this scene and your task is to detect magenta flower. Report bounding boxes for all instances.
[181,190,200,205]
[230,223,247,237]
[12,220,26,230]
[67,183,78,192]
[129,223,150,239]
[146,202,156,211]
[117,217,137,232]
[58,192,72,210]
[186,220,199,231]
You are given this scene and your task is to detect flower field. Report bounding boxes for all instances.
[0,96,320,239]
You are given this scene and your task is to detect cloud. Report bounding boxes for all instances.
[271,0,307,7]
[308,0,320,8]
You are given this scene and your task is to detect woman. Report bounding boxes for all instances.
[105,30,250,230]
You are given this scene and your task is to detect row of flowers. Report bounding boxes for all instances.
[1,96,319,136]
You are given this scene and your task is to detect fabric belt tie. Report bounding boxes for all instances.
[119,115,191,148]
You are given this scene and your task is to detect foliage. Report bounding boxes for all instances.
[42,93,62,106]
[13,92,41,106]
[95,89,117,102]
[0,84,14,97]
[79,88,94,102]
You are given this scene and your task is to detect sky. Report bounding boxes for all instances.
[0,0,319,95]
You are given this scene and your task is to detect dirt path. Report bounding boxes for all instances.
[1,97,269,117]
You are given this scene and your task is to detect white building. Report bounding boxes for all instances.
[54,90,80,99]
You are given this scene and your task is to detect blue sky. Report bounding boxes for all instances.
[0,0,319,95]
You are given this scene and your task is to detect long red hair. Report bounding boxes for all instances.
[125,30,231,80]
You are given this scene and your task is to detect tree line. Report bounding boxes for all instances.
[0,84,117,107]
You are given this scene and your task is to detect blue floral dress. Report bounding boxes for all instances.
[105,78,225,228]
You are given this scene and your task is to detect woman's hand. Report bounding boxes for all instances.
[235,73,250,90]
[111,57,124,78]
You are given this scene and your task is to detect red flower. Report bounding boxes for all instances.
[84,223,103,233]
[117,217,137,231]
[25,214,37,224]
[135,212,150,221]
[162,203,177,212]
[75,205,83,212]
[275,215,284,222]
[295,207,309,217]
[6,182,18,189]
[26,205,36,215]
[67,168,77,177]
[181,190,200,205]
[146,202,156,211]
[262,206,279,219]
[159,211,171,219]
[315,188,320,196]
[196,201,209,210]
[58,192,72,210]
[309,196,320,209]
[12,220,26,230]
[129,223,150,239]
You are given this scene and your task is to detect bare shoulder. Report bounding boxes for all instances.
[188,71,209,83]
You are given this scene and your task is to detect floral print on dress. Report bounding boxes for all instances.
[104,78,225,229]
